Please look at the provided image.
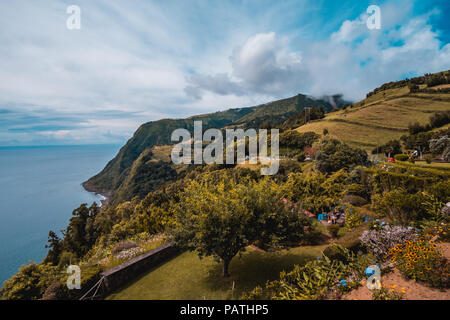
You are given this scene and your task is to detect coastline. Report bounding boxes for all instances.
[82,181,112,207]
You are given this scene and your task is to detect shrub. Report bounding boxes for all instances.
[344,208,364,230]
[342,195,368,206]
[327,225,340,238]
[394,154,409,161]
[387,238,450,288]
[371,287,404,300]
[373,189,425,226]
[360,226,414,260]
[2,263,58,300]
[316,138,369,173]
[424,154,433,164]
[420,221,450,242]
[242,244,373,300]
[323,225,366,260]
[371,140,402,156]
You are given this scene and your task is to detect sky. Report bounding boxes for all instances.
[0,0,449,146]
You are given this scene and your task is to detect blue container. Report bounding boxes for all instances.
[365,267,375,276]
[340,280,347,286]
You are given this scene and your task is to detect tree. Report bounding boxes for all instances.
[279,131,319,149]
[171,173,310,277]
[62,203,99,258]
[429,135,450,161]
[371,140,402,156]
[316,138,369,173]
[43,231,62,265]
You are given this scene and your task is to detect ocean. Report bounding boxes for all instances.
[0,145,120,284]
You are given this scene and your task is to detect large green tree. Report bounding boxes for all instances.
[171,173,310,277]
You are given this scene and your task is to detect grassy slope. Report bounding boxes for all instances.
[107,245,327,300]
[85,94,343,195]
[296,86,450,151]
[84,107,257,192]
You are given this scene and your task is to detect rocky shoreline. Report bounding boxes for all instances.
[82,181,112,207]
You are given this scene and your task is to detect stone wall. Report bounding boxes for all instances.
[100,243,180,294]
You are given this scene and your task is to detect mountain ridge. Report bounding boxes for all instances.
[84,93,347,197]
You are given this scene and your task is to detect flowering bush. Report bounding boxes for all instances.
[420,221,450,242]
[387,238,450,288]
[371,287,404,300]
[360,225,414,259]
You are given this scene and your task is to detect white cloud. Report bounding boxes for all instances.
[186,32,308,100]
[0,0,449,145]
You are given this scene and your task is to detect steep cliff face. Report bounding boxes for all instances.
[84,93,347,202]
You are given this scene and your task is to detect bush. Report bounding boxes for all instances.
[371,287,404,300]
[373,189,425,226]
[387,238,450,288]
[327,225,340,238]
[2,263,58,300]
[394,154,409,161]
[424,155,433,164]
[360,226,414,260]
[342,195,368,207]
[316,138,369,173]
[372,140,402,156]
[323,226,366,260]
[420,221,450,242]
[242,244,373,300]
[344,208,364,230]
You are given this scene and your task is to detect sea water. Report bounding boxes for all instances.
[0,145,120,284]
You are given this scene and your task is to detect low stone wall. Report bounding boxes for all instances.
[100,243,180,294]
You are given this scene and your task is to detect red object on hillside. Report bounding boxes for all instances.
[303,210,316,218]
[389,157,395,163]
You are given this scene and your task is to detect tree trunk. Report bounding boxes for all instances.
[222,259,230,278]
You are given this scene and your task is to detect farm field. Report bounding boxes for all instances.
[296,87,450,151]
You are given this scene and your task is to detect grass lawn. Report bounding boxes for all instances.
[107,244,328,300]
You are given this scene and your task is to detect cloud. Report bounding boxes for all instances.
[0,0,449,145]
[186,32,308,99]
[186,2,449,103]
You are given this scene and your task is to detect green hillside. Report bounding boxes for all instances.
[230,94,347,129]
[84,94,343,199]
[85,70,450,203]
[296,77,450,151]
[84,107,256,193]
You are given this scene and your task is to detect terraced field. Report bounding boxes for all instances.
[296,87,450,151]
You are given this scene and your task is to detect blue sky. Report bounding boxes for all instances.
[0,0,449,146]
